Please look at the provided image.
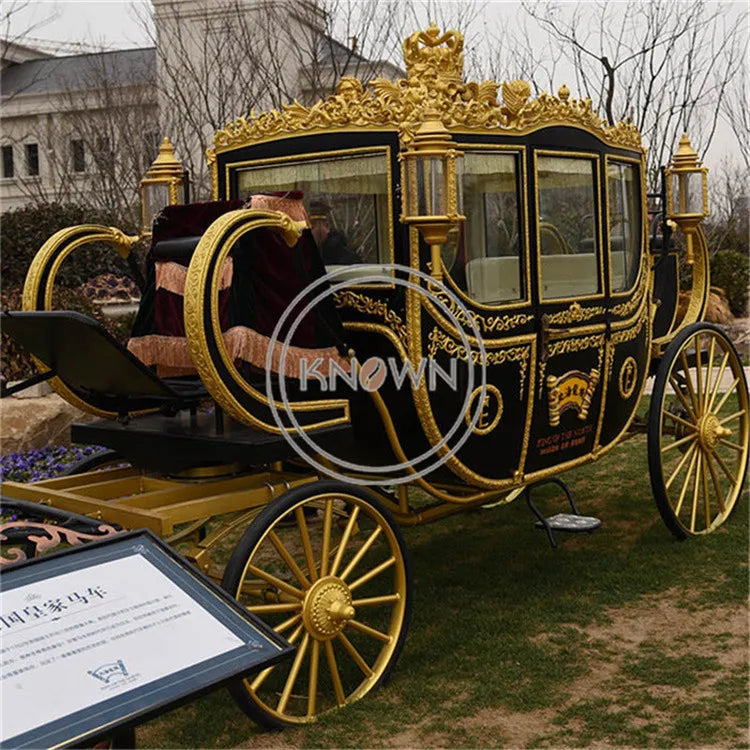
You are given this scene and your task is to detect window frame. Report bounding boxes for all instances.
[2,145,14,179]
[533,149,604,303]
[25,143,39,177]
[439,142,531,310]
[71,139,86,173]
[604,154,646,299]
[227,145,395,287]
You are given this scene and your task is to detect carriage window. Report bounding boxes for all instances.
[537,155,599,298]
[607,161,641,292]
[442,151,523,304]
[237,152,391,279]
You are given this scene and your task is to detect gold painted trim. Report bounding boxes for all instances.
[533,149,606,304]
[183,208,350,433]
[21,225,146,420]
[464,384,504,434]
[618,356,638,399]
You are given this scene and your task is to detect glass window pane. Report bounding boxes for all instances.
[2,145,14,178]
[25,143,39,176]
[607,161,642,292]
[444,151,523,304]
[236,152,390,274]
[538,155,599,298]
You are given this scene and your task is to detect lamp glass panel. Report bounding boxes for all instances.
[428,156,445,216]
[144,182,170,230]
[454,155,464,216]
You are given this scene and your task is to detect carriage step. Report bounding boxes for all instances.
[535,513,601,533]
[522,477,601,549]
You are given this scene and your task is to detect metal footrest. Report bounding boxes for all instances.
[535,513,601,533]
[523,477,601,548]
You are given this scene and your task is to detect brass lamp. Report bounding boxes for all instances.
[400,110,465,281]
[664,133,709,265]
[140,137,185,236]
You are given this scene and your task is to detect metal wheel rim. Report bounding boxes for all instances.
[657,329,749,535]
[233,492,408,723]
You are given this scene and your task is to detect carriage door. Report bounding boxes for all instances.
[526,150,607,477]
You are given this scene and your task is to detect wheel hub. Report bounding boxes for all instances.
[302,576,355,641]
[698,414,731,451]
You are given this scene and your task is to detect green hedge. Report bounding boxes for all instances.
[710,249,749,316]
[0,202,138,287]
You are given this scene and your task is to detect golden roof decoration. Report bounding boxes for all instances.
[210,25,642,157]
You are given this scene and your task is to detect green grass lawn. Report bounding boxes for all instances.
[139,410,749,749]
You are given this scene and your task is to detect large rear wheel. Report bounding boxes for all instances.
[649,323,749,538]
[222,480,412,727]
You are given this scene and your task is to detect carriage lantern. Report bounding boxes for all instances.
[664,133,709,265]
[140,137,185,236]
[400,110,465,281]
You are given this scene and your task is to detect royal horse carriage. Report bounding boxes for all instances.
[1,25,747,727]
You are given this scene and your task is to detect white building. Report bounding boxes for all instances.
[1,0,402,213]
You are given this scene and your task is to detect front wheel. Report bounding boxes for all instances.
[648,323,749,538]
[222,481,412,727]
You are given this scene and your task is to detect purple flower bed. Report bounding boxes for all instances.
[0,444,105,483]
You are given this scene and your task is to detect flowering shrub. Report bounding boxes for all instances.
[0,445,105,483]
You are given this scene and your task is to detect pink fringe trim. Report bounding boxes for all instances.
[127,327,349,380]
[248,195,310,225]
[155,258,233,296]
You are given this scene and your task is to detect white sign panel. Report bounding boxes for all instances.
[1,553,248,743]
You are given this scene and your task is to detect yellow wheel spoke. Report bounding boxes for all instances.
[352,593,401,607]
[665,443,697,491]
[663,411,698,431]
[719,409,746,426]
[689,452,703,533]
[703,337,716,412]
[268,530,311,589]
[674,448,699,516]
[295,506,318,583]
[330,506,361,578]
[275,613,303,634]
[347,619,392,644]
[306,639,320,718]
[713,450,737,484]
[319,499,334,578]
[247,565,304,599]
[337,632,374,677]
[349,556,396,592]
[712,377,741,417]
[695,334,704,408]
[340,526,382,582]
[679,350,700,415]
[250,622,303,692]
[719,438,745,453]
[277,633,309,714]
[324,639,346,706]
[668,376,697,421]
[248,602,302,615]
[706,352,730,414]
[661,432,696,454]
[705,452,727,514]
[702,453,711,530]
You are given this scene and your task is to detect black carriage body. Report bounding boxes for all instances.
[215,124,650,488]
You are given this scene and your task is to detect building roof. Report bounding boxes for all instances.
[1,47,155,97]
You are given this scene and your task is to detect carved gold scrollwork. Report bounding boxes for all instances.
[546,301,606,325]
[428,285,534,335]
[211,26,643,156]
[334,290,408,340]
[426,327,529,399]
